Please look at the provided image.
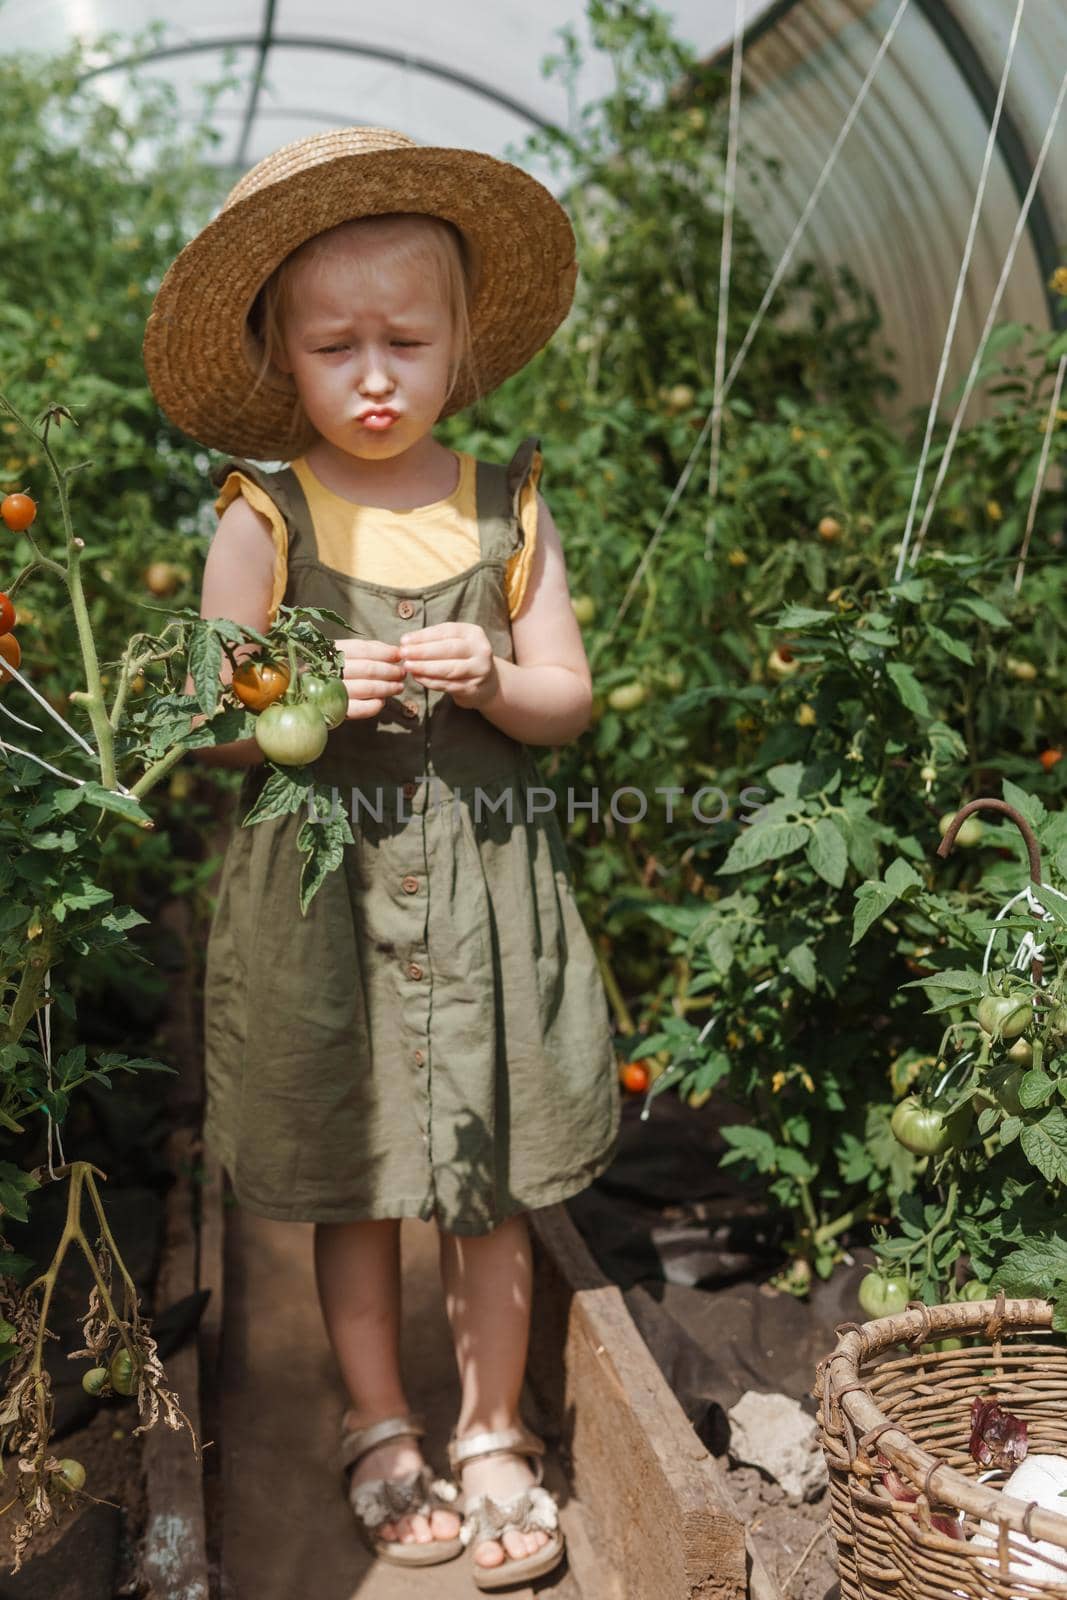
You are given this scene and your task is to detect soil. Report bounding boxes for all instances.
[727,1467,836,1600]
[0,1402,145,1597]
[566,1092,867,1600]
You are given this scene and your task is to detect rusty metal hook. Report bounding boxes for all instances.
[936,798,1044,985]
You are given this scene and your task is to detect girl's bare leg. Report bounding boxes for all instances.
[438,1213,551,1570]
[314,1217,461,1545]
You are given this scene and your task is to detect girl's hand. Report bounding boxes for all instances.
[336,636,406,719]
[399,623,499,709]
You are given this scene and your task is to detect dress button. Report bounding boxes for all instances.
[397,599,416,619]
[413,1049,425,1067]
[401,699,419,718]
[401,876,419,895]
[407,962,423,980]
[402,781,417,799]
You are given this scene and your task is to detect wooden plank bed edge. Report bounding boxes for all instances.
[527,1203,749,1600]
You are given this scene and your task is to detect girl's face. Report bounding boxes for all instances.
[278,233,456,461]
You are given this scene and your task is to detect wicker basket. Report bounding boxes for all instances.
[817,1294,1067,1597]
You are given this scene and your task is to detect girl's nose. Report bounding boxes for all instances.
[359,349,395,393]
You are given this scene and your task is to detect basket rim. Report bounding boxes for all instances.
[819,1293,1067,1549]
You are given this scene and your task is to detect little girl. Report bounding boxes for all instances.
[145,126,620,1589]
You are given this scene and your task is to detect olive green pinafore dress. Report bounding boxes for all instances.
[201,436,621,1234]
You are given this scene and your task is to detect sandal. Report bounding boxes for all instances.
[447,1423,565,1591]
[340,1411,463,1566]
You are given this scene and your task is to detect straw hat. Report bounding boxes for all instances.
[143,126,578,461]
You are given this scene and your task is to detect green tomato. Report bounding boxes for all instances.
[108,1348,140,1397]
[996,1068,1024,1117]
[300,674,348,730]
[607,681,648,713]
[1006,1037,1033,1067]
[959,1280,991,1301]
[1044,1006,1067,1040]
[890,1095,970,1157]
[571,595,597,626]
[939,813,984,847]
[254,702,329,766]
[976,994,1031,1040]
[54,1458,86,1494]
[82,1366,109,1396]
[858,1271,910,1318]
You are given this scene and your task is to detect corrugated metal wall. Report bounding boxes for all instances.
[727,0,1063,414]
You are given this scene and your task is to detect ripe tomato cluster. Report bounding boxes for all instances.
[230,656,349,766]
[0,491,34,693]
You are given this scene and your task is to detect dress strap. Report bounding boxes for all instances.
[474,435,542,567]
[208,456,319,565]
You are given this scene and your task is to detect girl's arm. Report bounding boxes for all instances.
[457,492,593,747]
[184,496,275,768]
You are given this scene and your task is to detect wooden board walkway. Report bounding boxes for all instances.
[211,1204,583,1599]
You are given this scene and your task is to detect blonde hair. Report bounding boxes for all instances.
[246,212,481,451]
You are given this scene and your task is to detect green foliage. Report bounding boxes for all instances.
[437,0,1067,1287]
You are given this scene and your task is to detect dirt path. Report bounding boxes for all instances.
[217,1209,582,1599]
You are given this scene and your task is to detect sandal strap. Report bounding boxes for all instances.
[447,1424,546,1480]
[340,1412,427,1474]
[349,1463,460,1532]
[459,1484,559,1550]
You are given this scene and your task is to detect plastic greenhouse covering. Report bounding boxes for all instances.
[4,0,1066,409]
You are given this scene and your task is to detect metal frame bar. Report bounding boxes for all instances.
[706,0,1063,329]
[76,33,559,136]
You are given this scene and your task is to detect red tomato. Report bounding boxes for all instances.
[0,632,20,690]
[0,592,14,635]
[619,1060,651,1094]
[1,493,36,531]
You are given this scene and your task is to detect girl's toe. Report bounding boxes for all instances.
[430,1507,461,1540]
[409,1513,434,1543]
[502,1528,529,1561]
[379,1520,398,1542]
[473,1537,507,1569]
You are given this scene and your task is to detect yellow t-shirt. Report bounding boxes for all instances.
[213,447,540,626]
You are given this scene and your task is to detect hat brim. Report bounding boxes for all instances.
[143,143,577,461]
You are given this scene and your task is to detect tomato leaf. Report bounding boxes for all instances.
[720,819,808,873]
[241,767,312,827]
[851,882,897,946]
[1019,1108,1067,1184]
[807,818,847,887]
[1019,1069,1055,1110]
[296,802,355,914]
[784,941,817,992]
[188,627,224,715]
[886,663,931,720]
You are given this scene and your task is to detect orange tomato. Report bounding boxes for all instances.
[619,1060,651,1094]
[230,658,290,712]
[1,492,36,531]
[1040,748,1063,772]
[0,632,21,689]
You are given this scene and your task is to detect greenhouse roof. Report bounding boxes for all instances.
[7,0,1066,409]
